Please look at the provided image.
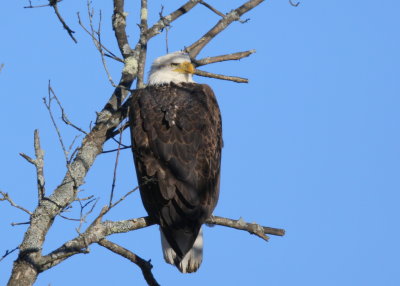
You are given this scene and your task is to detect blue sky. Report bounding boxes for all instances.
[1,0,400,285]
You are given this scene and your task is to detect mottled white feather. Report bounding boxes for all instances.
[161,228,204,273]
[148,51,195,85]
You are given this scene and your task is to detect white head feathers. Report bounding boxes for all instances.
[148,51,195,85]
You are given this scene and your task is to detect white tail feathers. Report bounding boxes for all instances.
[160,228,204,273]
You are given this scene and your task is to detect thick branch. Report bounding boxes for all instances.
[136,0,149,89]
[98,239,160,286]
[39,216,154,271]
[112,0,131,59]
[186,0,264,58]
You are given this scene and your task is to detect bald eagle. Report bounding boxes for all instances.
[129,52,222,273]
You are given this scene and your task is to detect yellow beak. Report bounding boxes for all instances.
[173,61,195,74]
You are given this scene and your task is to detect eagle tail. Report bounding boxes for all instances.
[160,228,204,273]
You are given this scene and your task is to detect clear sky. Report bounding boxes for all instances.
[1,1,400,285]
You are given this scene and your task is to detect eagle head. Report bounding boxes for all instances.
[148,51,195,85]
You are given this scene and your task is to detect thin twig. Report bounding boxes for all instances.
[68,135,81,158]
[0,63,4,73]
[50,0,77,43]
[84,1,117,87]
[11,222,31,226]
[97,11,117,87]
[0,191,32,215]
[98,239,160,286]
[108,125,124,207]
[77,197,99,233]
[194,69,248,83]
[0,247,19,263]
[77,12,123,63]
[44,85,71,163]
[74,195,94,202]
[102,145,131,154]
[110,186,139,209]
[158,6,170,54]
[108,120,131,141]
[59,215,81,222]
[51,89,87,134]
[45,82,78,189]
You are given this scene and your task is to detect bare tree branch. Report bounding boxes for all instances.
[101,145,131,154]
[110,186,139,209]
[136,0,149,89]
[11,222,31,227]
[206,216,285,240]
[113,0,132,59]
[145,0,201,40]
[0,247,19,263]
[0,192,32,215]
[50,0,77,43]
[98,239,160,286]
[108,126,124,207]
[50,86,88,135]
[199,1,225,18]
[0,63,4,73]
[33,130,45,201]
[186,0,264,58]
[38,213,283,272]
[194,69,249,83]
[77,12,123,63]
[194,50,256,67]
[82,2,118,88]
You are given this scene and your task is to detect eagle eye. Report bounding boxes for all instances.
[170,63,179,67]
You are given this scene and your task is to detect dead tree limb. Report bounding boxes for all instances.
[194,50,256,67]
[50,0,77,43]
[194,69,249,83]
[0,192,32,216]
[186,0,265,58]
[98,239,160,286]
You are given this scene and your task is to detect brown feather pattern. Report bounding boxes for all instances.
[130,82,222,259]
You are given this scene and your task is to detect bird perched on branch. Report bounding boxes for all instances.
[129,51,222,273]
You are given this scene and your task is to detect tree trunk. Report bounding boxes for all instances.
[8,259,38,286]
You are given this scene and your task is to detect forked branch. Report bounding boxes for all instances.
[185,0,264,58]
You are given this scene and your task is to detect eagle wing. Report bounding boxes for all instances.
[130,83,222,257]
